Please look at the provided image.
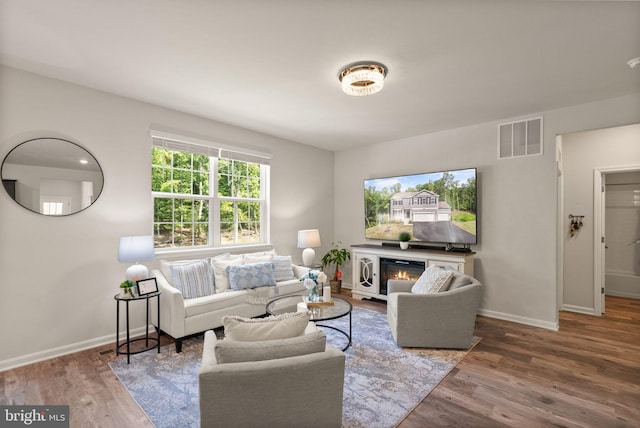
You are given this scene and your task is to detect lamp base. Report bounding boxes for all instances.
[125,264,149,283]
[302,248,316,267]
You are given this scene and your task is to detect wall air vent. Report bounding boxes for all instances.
[498,117,543,159]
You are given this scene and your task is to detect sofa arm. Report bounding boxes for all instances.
[292,264,310,278]
[150,269,186,339]
[387,279,415,294]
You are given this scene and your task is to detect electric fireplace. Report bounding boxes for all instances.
[379,257,425,295]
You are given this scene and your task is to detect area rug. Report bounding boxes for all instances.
[109,307,479,428]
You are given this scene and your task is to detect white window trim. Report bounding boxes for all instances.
[150,130,271,253]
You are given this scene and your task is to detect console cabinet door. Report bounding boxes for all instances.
[354,254,379,295]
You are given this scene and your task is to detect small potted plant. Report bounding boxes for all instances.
[120,280,136,298]
[321,241,351,294]
[399,231,411,249]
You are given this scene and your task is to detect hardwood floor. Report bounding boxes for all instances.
[1,296,638,427]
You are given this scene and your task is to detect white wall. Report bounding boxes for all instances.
[0,66,334,369]
[561,124,640,312]
[334,93,640,329]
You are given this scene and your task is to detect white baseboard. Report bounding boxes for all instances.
[605,290,640,299]
[478,308,559,331]
[0,326,150,372]
[561,304,596,315]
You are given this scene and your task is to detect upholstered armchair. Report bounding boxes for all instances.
[387,268,482,348]
[199,322,345,428]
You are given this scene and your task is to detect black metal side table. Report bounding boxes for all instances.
[114,291,161,364]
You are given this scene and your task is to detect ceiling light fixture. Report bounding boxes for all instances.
[628,57,640,69]
[338,62,387,96]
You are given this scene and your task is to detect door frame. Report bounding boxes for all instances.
[593,164,640,315]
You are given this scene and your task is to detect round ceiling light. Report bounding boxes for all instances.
[338,62,387,96]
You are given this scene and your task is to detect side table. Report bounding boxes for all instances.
[114,291,161,364]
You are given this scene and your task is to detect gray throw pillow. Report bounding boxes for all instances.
[222,311,310,341]
[215,330,326,364]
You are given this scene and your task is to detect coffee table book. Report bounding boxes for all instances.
[303,297,335,307]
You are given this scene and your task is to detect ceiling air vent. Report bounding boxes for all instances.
[498,117,543,159]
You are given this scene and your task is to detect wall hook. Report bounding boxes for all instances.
[568,214,584,237]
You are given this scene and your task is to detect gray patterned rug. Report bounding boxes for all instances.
[109,307,478,428]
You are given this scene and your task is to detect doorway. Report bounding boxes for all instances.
[594,166,640,315]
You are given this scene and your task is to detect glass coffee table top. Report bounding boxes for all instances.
[266,295,351,321]
[266,295,352,350]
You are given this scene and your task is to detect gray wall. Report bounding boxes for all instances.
[334,94,640,329]
[561,124,640,311]
[0,66,334,368]
[1,63,639,369]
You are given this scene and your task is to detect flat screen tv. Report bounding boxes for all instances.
[364,167,477,247]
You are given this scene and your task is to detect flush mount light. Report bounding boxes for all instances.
[338,62,387,96]
[628,57,640,69]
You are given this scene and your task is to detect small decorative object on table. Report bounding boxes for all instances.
[120,280,136,298]
[300,269,327,302]
[136,277,158,296]
[321,241,351,294]
[399,231,411,250]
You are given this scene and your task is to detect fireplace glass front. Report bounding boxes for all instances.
[379,257,425,295]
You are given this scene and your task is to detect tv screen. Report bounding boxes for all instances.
[364,167,477,246]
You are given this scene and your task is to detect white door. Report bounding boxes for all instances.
[600,174,606,313]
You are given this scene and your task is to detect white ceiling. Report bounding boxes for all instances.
[1,0,639,152]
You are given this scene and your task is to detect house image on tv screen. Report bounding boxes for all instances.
[390,189,451,223]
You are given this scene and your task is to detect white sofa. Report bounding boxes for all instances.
[150,250,309,352]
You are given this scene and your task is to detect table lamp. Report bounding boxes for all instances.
[118,235,156,282]
[297,229,321,266]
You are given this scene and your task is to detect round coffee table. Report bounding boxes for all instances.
[266,295,352,350]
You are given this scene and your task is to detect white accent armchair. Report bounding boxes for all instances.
[387,269,482,348]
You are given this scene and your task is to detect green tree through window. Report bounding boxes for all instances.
[152,144,267,248]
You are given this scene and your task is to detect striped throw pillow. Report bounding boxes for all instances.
[272,255,295,281]
[170,259,214,299]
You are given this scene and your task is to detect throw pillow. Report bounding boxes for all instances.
[212,253,243,292]
[222,311,310,341]
[411,265,454,294]
[226,262,276,290]
[272,255,295,281]
[214,330,326,364]
[160,259,206,287]
[169,259,214,299]
[243,253,274,264]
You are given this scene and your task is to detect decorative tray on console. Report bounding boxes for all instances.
[303,297,335,307]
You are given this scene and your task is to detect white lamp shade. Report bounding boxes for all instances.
[297,229,321,248]
[298,229,321,266]
[118,236,155,263]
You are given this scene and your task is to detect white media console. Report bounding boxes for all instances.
[350,244,475,301]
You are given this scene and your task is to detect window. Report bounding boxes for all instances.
[151,133,270,249]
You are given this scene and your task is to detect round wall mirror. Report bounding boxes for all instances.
[1,138,104,216]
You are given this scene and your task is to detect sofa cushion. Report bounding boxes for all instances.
[226,262,276,290]
[183,290,249,318]
[411,265,454,294]
[169,259,215,299]
[214,330,326,364]
[212,253,244,292]
[223,311,310,341]
[272,255,296,281]
[243,253,273,264]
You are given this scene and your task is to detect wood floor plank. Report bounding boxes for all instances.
[1,295,638,427]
